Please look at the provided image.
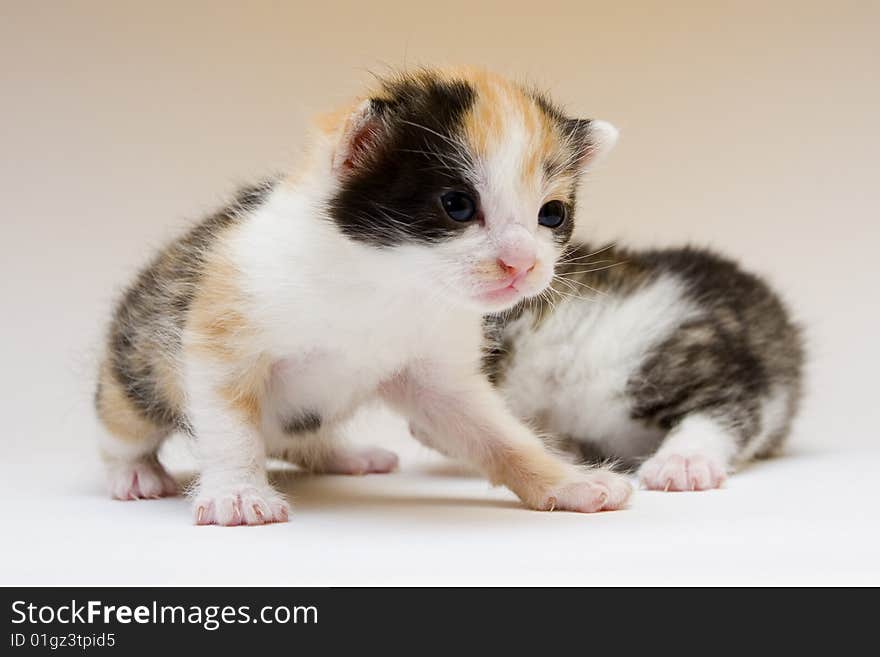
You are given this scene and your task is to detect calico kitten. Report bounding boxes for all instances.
[95,67,632,524]
[484,243,804,491]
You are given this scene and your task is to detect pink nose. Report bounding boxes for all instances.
[498,255,537,279]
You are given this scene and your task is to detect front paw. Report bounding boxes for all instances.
[193,484,290,526]
[542,469,633,513]
[638,453,727,491]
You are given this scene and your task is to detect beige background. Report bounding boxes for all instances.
[1,1,879,586]
[2,1,878,454]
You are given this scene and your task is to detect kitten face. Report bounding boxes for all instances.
[326,68,617,312]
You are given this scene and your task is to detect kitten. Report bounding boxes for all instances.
[95,67,632,524]
[484,243,804,491]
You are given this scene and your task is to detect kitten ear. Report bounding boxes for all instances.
[332,98,392,177]
[566,118,619,171]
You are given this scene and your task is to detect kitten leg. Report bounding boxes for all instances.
[384,364,632,512]
[273,430,398,475]
[101,434,178,500]
[407,420,455,458]
[95,362,178,500]
[312,446,399,474]
[187,357,289,526]
[628,317,798,490]
[638,414,735,491]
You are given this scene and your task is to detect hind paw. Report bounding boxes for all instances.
[315,446,399,475]
[108,460,178,500]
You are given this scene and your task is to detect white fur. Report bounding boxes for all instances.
[585,120,619,166]
[638,415,735,491]
[177,100,630,524]
[500,274,700,460]
[185,355,290,525]
[737,385,791,463]
[655,414,737,461]
[500,270,791,492]
[98,423,176,500]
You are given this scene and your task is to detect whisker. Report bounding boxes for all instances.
[560,261,628,276]
[560,242,618,262]
[556,258,615,268]
[552,279,588,300]
[555,276,607,297]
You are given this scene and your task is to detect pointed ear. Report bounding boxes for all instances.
[332,98,392,177]
[565,118,619,171]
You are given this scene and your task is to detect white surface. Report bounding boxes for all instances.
[1,2,879,586]
[2,407,878,586]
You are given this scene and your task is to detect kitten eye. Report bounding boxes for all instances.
[440,191,477,222]
[538,200,566,228]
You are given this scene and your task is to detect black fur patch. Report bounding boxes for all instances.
[281,411,322,435]
[329,74,590,250]
[328,75,480,247]
[626,247,803,447]
[627,317,768,441]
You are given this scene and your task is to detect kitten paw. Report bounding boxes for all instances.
[108,460,178,500]
[542,469,632,513]
[317,446,399,475]
[638,453,727,491]
[193,485,290,526]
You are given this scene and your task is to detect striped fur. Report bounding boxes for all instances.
[486,242,804,491]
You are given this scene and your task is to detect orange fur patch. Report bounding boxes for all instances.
[186,242,252,363]
[307,68,574,199]
[217,356,271,428]
[451,69,569,197]
[185,233,268,428]
[96,360,163,444]
[486,439,568,508]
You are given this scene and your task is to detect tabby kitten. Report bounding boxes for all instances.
[484,243,804,491]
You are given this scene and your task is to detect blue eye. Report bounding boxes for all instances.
[441,191,477,222]
[538,200,566,228]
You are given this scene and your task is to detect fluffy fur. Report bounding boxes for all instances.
[95,67,631,524]
[485,243,804,491]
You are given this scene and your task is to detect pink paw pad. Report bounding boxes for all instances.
[638,453,727,491]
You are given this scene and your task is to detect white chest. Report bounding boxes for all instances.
[260,289,484,436]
